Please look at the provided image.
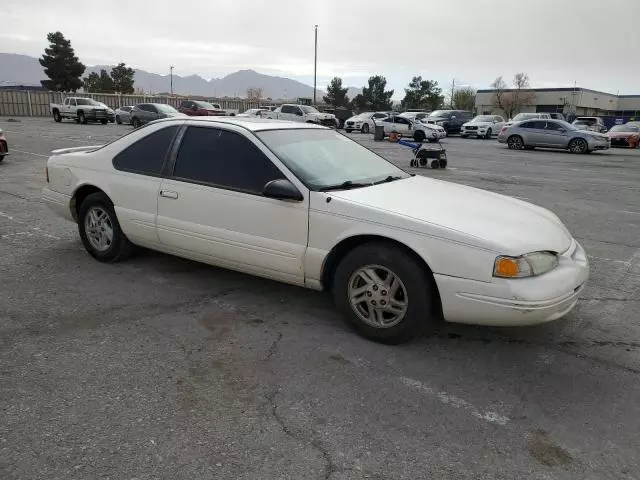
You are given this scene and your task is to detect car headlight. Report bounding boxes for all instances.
[436,121,445,125]
[493,252,559,278]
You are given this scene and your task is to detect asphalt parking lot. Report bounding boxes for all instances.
[1,117,639,480]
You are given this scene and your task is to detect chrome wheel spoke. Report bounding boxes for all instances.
[373,308,386,325]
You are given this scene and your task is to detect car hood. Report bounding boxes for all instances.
[328,175,572,255]
[463,121,493,127]
[308,112,336,119]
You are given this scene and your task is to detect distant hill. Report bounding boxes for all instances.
[0,52,356,100]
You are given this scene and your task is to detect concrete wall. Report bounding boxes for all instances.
[0,91,262,117]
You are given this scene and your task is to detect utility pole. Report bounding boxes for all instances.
[170,66,174,96]
[313,25,318,105]
[450,78,455,108]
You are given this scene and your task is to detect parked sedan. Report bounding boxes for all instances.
[498,119,610,153]
[43,117,589,343]
[115,106,134,125]
[0,127,8,163]
[460,115,505,139]
[344,112,388,133]
[607,123,640,148]
[504,112,551,127]
[377,116,446,142]
[129,103,184,128]
[572,116,607,133]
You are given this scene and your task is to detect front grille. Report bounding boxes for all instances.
[465,126,478,130]
[610,138,628,147]
[92,110,106,117]
[346,121,353,126]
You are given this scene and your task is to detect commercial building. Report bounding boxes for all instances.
[475,87,640,121]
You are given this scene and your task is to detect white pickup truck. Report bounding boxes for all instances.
[50,97,114,124]
[265,104,338,127]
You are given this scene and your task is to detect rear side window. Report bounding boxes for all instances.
[113,126,179,176]
[172,126,285,194]
[281,105,295,114]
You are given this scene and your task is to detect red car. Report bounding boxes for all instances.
[0,128,8,163]
[607,123,640,148]
[178,100,226,116]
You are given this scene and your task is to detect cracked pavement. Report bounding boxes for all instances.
[1,118,639,479]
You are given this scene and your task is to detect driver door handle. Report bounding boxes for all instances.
[160,190,178,199]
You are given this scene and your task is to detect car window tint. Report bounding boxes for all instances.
[113,125,179,176]
[173,127,285,194]
[520,122,534,129]
[530,121,547,129]
[281,105,294,114]
[544,122,563,131]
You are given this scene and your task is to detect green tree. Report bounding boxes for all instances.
[452,87,476,111]
[401,76,442,111]
[323,77,349,107]
[111,63,135,94]
[352,76,393,112]
[83,72,100,92]
[39,31,86,92]
[98,69,115,93]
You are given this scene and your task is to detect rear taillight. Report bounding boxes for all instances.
[45,167,49,183]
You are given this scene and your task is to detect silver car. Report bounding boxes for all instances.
[497,119,610,154]
[130,103,184,128]
[115,106,134,125]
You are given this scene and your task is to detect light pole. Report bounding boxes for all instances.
[313,25,318,105]
[170,66,174,96]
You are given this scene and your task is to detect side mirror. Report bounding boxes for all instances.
[263,179,303,201]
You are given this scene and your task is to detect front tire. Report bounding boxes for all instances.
[332,242,437,344]
[131,117,141,128]
[361,123,370,134]
[568,138,588,154]
[100,119,108,125]
[116,115,122,125]
[345,129,352,133]
[78,192,134,263]
[461,134,468,138]
[507,135,524,150]
[485,128,492,139]
[53,110,62,123]
[78,111,87,124]
[413,130,426,143]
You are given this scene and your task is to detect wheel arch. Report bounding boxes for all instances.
[70,184,111,222]
[320,234,442,316]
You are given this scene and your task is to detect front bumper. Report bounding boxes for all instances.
[462,126,491,136]
[586,138,610,151]
[434,240,589,326]
[43,188,74,222]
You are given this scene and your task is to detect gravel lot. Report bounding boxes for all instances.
[1,117,639,480]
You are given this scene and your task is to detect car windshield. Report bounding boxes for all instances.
[156,104,179,113]
[76,98,100,106]
[301,106,319,114]
[512,113,539,121]
[194,101,215,109]
[609,124,639,132]
[429,110,451,118]
[472,115,495,122]
[257,129,409,190]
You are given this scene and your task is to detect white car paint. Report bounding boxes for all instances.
[343,112,388,133]
[43,117,588,328]
[461,115,505,138]
[377,116,447,141]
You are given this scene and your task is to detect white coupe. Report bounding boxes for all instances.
[343,112,388,134]
[43,118,589,344]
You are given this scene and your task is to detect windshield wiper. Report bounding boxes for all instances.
[373,175,403,185]
[318,180,372,192]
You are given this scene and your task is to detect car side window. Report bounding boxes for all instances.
[281,105,294,114]
[113,125,179,176]
[520,122,534,129]
[529,121,547,129]
[173,127,285,195]
[69,98,77,106]
[180,101,189,108]
[373,113,386,119]
[148,105,158,113]
[544,122,563,131]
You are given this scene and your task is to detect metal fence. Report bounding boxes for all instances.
[0,90,265,117]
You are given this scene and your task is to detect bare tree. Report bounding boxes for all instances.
[246,87,264,102]
[491,73,535,119]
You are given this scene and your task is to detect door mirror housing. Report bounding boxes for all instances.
[262,179,303,201]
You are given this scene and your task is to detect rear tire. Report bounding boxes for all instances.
[0,155,5,163]
[131,117,141,128]
[332,242,437,344]
[78,111,87,125]
[507,135,524,150]
[116,115,122,125]
[362,123,370,134]
[78,192,134,263]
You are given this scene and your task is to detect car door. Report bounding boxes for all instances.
[279,105,298,121]
[524,120,549,146]
[378,116,394,133]
[394,117,412,134]
[542,121,570,148]
[110,123,181,245]
[66,98,77,116]
[493,116,505,132]
[156,124,309,284]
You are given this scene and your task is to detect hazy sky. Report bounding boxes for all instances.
[2,0,639,98]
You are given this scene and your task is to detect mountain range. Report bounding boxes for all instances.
[0,53,362,100]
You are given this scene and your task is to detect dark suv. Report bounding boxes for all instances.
[425,110,473,134]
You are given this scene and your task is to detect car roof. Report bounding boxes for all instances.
[152,116,327,132]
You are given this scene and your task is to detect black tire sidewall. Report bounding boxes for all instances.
[414,131,426,142]
[78,193,131,262]
[362,124,370,134]
[332,242,435,344]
